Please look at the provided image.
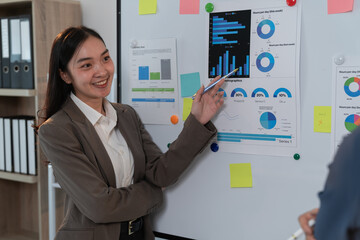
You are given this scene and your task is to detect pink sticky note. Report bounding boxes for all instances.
[328,0,353,14]
[180,0,200,15]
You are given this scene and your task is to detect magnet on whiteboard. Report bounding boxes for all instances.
[170,115,179,125]
[286,0,296,7]
[130,40,138,48]
[205,3,214,13]
[210,142,219,152]
[334,55,345,65]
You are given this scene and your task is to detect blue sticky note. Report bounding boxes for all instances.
[180,72,201,97]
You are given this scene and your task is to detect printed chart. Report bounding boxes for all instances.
[129,38,179,124]
[332,60,360,156]
[208,4,300,156]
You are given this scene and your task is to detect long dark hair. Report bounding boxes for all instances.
[35,26,105,131]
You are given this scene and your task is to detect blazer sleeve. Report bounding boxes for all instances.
[39,121,163,224]
[131,107,217,187]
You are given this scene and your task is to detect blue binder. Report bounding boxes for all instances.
[1,18,10,88]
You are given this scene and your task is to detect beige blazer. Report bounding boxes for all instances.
[39,99,216,240]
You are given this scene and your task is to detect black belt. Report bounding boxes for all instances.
[120,217,143,235]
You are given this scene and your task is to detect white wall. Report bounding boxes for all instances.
[78,0,118,102]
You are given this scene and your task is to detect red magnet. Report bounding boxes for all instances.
[286,0,296,6]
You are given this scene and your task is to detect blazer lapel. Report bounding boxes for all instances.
[112,104,143,183]
[62,99,117,188]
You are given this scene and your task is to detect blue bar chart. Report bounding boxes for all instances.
[209,10,251,78]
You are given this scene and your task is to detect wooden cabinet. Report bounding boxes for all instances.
[0,0,81,239]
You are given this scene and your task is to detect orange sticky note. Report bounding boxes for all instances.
[180,0,200,14]
[328,0,353,14]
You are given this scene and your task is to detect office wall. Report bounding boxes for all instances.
[78,0,117,102]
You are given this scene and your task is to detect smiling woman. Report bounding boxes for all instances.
[35,26,225,240]
[59,36,114,114]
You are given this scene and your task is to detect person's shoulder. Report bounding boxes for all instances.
[333,126,360,167]
[38,109,72,135]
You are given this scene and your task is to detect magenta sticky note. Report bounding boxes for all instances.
[328,0,353,14]
[180,0,200,15]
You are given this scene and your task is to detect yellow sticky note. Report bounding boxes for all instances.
[229,163,252,188]
[182,98,193,121]
[139,0,157,15]
[314,106,331,133]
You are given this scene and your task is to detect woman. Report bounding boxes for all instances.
[37,26,225,240]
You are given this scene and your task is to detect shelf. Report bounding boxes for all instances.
[0,89,36,97]
[0,172,37,184]
[0,232,38,240]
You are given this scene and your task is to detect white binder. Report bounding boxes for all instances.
[12,118,20,173]
[0,118,5,171]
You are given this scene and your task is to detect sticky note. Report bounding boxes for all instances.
[182,98,193,121]
[180,0,200,14]
[314,106,331,133]
[139,0,157,15]
[328,0,353,14]
[229,163,252,188]
[180,72,201,97]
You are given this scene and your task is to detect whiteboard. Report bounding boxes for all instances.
[120,0,360,239]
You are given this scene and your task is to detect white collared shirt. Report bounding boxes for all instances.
[71,93,134,188]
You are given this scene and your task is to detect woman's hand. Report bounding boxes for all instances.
[191,76,225,125]
[298,208,318,240]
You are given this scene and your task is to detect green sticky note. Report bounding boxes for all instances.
[139,0,157,15]
[229,163,252,188]
[314,106,331,133]
[180,72,201,97]
[182,98,193,121]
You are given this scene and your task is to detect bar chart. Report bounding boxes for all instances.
[209,10,251,78]
[138,59,171,80]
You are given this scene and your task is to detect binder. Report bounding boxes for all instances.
[0,25,2,88]
[12,118,20,173]
[9,17,21,89]
[20,15,33,89]
[1,18,10,88]
[19,118,28,174]
[4,117,13,172]
[27,118,36,175]
[0,118,5,171]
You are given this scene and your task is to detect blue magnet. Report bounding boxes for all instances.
[167,143,171,148]
[210,142,219,152]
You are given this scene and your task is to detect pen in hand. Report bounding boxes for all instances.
[192,68,239,100]
[288,219,315,240]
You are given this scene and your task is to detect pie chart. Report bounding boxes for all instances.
[260,112,276,129]
[345,114,360,132]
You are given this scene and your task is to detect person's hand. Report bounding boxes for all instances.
[298,208,318,240]
[191,76,225,125]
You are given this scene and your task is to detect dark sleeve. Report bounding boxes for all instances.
[314,129,360,239]
[39,122,163,224]
[136,111,217,187]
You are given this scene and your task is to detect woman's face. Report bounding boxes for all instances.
[61,36,114,106]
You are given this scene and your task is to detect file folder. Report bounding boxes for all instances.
[4,117,13,172]
[12,118,20,173]
[9,17,21,89]
[20,15,33,89]
[1,18,10,88]
[0,118,5,171]
[27,118,36,175]
[19,118,28,174]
